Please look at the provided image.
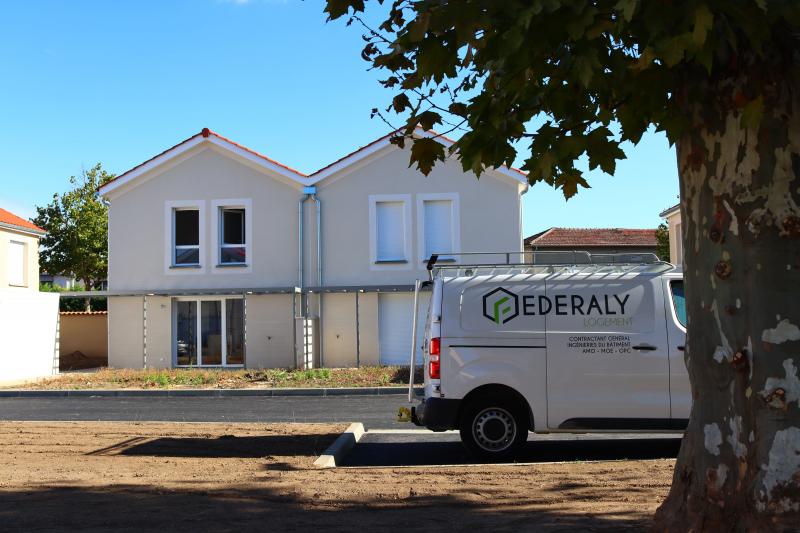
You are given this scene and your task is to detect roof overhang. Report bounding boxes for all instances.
[99,127,530,200]
[306,128,529,191]
[0,221,45,237]
[659,204,680,218]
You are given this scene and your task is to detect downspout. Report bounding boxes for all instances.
[299,186,322,367]
[313,192,323,367]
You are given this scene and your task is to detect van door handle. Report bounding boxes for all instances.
[677,345,685,352]
[633,344,658,351]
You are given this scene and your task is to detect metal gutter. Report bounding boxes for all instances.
[59,285,431,298]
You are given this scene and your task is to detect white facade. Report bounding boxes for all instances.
[100,128,528,369]
[660,204,682,267]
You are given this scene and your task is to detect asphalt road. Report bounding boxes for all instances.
[0,395,684,465]
[342,431,683,467]
[0,395,406,429]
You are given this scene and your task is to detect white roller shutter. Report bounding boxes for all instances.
[375,201,405,260]
[8,241,25,286]
[423,200,453,257]
[379,293,429,365]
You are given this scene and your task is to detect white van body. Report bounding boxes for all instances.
[411,253,687,457]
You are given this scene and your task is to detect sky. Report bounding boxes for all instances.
[0,0,679,236]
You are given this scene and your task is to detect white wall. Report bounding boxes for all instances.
[0,228,40,291]
[0,289,59,384]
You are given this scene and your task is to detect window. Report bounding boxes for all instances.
[670,280,687,327]
[176,300,197,365]
[175,297,244,366]
[220,208,246,264]
[174,209,200,265]
[417,193,460,262]
[211,199,252,272]
[369,194,411,269]
[7,240,25,286]
[376,201,406,261]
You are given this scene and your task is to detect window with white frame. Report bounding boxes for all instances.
[7,240,25,286]
[369,194,412,269]
[219,207,246,264]
[417,193,460,262]
[173,209,200,266]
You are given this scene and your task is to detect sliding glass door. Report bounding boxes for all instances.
[175,297,244,367]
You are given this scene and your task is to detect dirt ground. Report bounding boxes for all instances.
[0,422,674,531]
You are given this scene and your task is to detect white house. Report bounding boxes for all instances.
[99,128,528,369]
[659,204,682,266]
[0,207,59,384]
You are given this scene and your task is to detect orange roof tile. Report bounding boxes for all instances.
[0,207,45,234]
[525,227,657,248]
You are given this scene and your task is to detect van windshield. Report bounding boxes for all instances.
[670,280,687,327]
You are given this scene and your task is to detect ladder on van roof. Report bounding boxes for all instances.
[425,251,675,279]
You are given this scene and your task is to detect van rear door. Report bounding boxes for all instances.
[545,275,671,430]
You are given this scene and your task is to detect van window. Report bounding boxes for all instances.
[670,280,686,327]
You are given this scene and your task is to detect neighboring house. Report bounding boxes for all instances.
[0,208,45,290]
[0,207,59,384]
[99,128,528,369]
[659,204,682,266]
[524,227,658,257]
[40,273,77,289]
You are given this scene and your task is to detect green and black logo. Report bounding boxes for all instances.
[482,287,519,324]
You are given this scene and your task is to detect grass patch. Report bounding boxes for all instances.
[10,366,424,390]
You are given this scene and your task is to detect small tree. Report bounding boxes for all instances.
[325,1,800,528]
[655,223,670,262]
[34,164,114,311]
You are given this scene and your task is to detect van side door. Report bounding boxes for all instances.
[545,275,671,430]
[663,277,689,422]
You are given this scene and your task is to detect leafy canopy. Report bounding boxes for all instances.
[34,164,114,290]
[325,0,800,197]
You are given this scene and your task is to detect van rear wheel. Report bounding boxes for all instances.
[459,396,527,460]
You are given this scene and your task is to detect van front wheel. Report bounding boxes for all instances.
[459,397,527,460]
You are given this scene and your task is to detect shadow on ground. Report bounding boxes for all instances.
[88,433,342,459]
[341,436,682,467]
[0,484,653,532]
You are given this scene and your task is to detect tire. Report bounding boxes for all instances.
[459,394,528,461]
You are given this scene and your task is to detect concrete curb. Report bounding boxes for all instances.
[313,422,365,468]
[0,387,421,398]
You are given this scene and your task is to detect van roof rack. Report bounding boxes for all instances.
[426,251,675,279]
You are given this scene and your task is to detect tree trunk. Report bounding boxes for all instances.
[654,84,800,529]
[83,278,92,312]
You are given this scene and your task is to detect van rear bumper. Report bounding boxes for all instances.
[412,397,461,431]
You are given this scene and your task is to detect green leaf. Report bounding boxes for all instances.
[741,95,764,130]
[660,34,690,67]
[324,0,364,20]
[416,110,442,131]
[615,0,637,22]
[692,5,713,46]
[409,137,446,175]
[391,93,411,113]
[555,171,591,199]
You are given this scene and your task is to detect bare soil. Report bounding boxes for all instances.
[0,422,673,531]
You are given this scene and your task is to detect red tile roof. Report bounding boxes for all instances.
[525,227,657,248]
[0,207,45,234]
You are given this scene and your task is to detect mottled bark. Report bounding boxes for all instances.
[654,80,800,530]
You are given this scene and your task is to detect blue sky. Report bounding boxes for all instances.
[0,0,679,235]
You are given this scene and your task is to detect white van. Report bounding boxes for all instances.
[408,252,687,459]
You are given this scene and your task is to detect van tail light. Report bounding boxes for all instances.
[429,337,441,379]
[430,337,440,356]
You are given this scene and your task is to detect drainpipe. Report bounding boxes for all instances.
[299,186,323,367]
[312,192,323,367]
